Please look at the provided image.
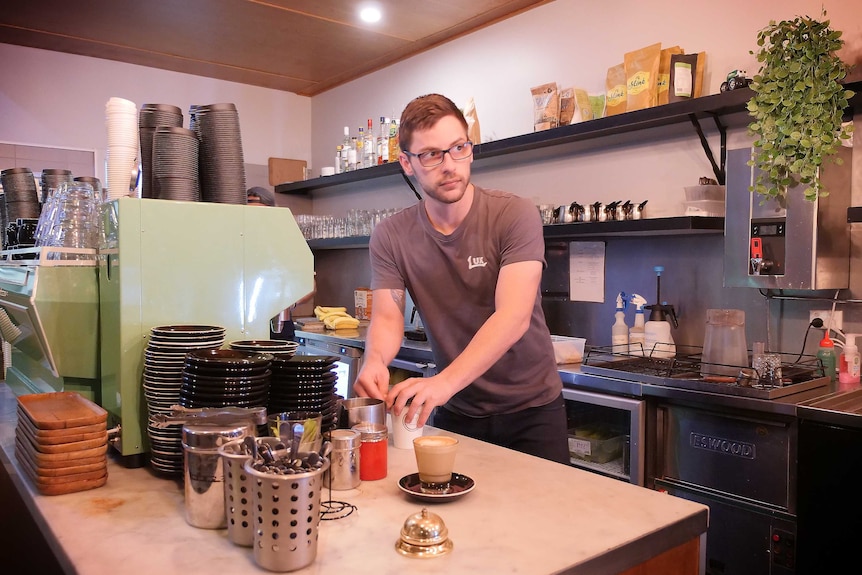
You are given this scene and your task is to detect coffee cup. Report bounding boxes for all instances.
[392,405,422,449]
[413,435,459,494]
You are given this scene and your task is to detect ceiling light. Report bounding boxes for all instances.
[359,6,382,24]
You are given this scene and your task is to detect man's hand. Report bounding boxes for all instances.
[353,360,390,400]
[388,373,458,428]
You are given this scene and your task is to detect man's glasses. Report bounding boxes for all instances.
[403,141,474,168]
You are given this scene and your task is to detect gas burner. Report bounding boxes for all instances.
[581,345,828,399]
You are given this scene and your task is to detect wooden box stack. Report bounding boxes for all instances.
[14,392,109,495]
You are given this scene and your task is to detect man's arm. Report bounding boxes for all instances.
[390,259,542,426]
[352,287,407,400]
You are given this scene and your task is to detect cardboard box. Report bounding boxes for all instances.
[354,288,372,320]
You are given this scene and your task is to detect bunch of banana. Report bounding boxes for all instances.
[314,306,360,330]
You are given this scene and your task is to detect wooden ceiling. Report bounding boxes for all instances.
[0,0,552,96]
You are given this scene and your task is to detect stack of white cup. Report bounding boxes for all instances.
[105,97,140,200]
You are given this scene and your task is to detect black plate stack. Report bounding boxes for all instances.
[179,349,273,409]
[1,167,40,249]
[269,355,340,432]
[138,103,183,199]
[143,325,226,475]
[192,103,247,204]
[152,127,200,201]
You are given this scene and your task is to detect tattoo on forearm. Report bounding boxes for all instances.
[391,289,405,313]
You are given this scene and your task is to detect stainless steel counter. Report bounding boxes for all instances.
[300,327,862,423]
[296,327,434,362]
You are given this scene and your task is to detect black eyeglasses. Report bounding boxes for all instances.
[403,141,474,167]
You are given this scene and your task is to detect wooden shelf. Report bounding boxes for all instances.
[277,88,755,196]
[307,216,725,250]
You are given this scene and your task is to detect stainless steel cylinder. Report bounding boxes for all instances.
[245,457,331,572]
[324,429,361,490]
[182,422,254,529]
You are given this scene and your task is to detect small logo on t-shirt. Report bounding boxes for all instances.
[467,256,487,269]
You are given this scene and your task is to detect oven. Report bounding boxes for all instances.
[654,403,798,575]
[562,387,645,485]
[578,346,828,575]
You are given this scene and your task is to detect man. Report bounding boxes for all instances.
[353,94,569,464]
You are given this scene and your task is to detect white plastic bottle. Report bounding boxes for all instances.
[644,314,676,359]
[838,333,861,388]
[611,292,629,349]
[628,294,646,355]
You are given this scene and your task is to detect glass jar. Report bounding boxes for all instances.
[701,309,748,378]
[351,422,388,481]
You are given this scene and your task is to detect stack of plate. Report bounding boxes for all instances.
[269,355,340,432]
[228,339,299,357]
[14,392,108,496]
[143,325,226,475]
[179,349,272,409]
[192,103,247,204]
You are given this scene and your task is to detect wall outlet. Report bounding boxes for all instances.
[809,310,843,331]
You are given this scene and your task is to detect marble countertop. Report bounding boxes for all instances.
[0,383,707,575]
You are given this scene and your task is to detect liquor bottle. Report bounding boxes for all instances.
[335,145,343,174]
[341,127,352,173]
[378,116,389,164]
[387,118,399,161]
[364,119,375,168]
[356,127,365,169]
[348,135,358,171]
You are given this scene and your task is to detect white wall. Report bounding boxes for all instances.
[309,0,862,216]
[0,43,312,178]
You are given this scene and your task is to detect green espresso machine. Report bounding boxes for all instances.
[0,249,100,399]
[0,198,313,466]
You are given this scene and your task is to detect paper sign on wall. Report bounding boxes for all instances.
[568,241,605,302]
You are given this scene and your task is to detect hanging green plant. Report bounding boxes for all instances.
[746,12,854,202]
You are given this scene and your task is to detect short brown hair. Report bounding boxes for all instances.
[398,94,468,153]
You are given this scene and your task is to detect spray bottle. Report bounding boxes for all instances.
[644,266,678,359]
[816,331,837,383]
[628,294,647,355]
[838,333,860,388]
[612,292,629,349]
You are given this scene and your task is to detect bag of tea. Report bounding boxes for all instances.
[531,82,560,131]
[658,46,684,105]
[559,87,576,126]
[625,43,662,111]
[669,52,706,103]
[560,87,593,125]
[589,93,606,119]
[605,64,627,116]
[464,97,481,143]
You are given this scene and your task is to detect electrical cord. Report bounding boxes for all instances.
[793,317,824,363]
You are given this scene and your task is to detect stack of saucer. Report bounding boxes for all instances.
[179,349,273,409]
[228,339,298,357]
[192,103,247,204]
[143,324,225,475]
[269,355,339,432]
[14,392,109,496]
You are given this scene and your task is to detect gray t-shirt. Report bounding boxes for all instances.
[369,186,562,416]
